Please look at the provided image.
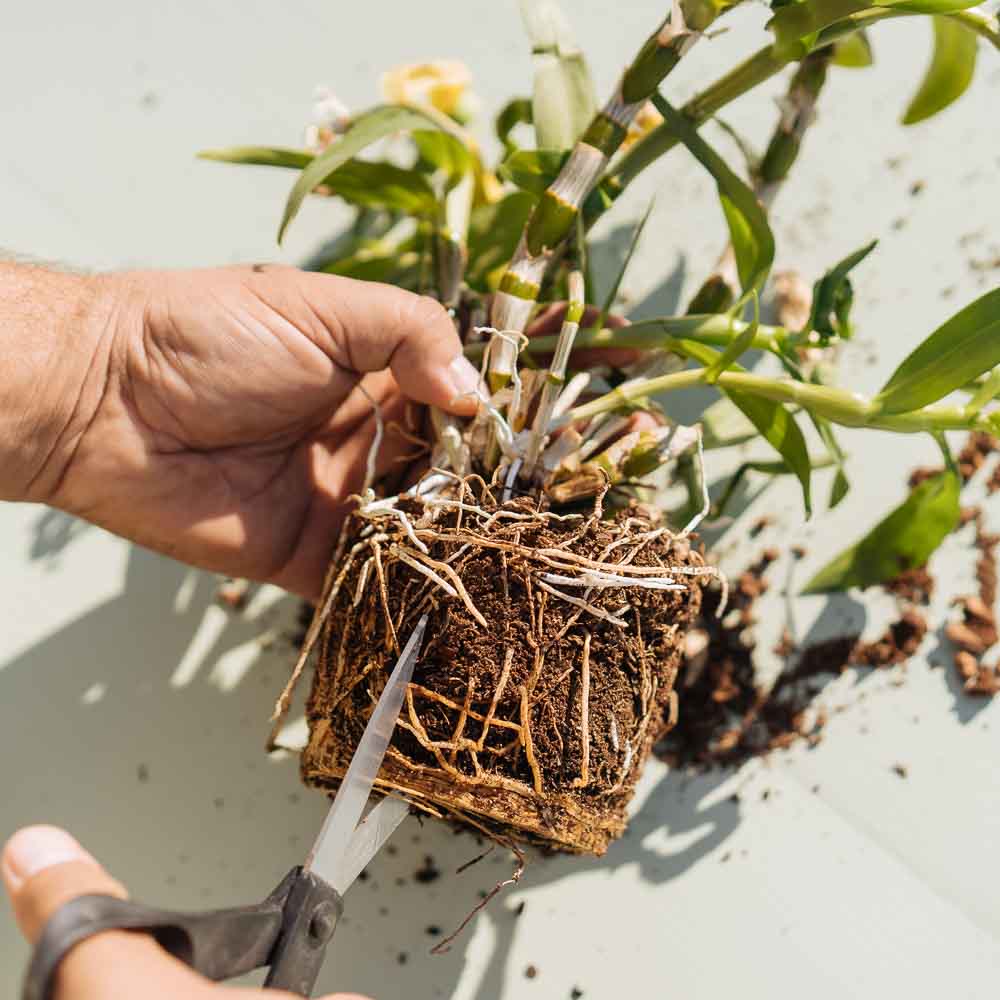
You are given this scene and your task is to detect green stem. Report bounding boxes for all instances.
[563,365,995,435]
[464,314,789,362]
[608,44,789,191]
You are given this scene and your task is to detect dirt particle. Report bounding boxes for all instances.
[571,989,584,999]
[525,965,538,980]
[909,180,925,196]
[426,925,441,937]
[137,764,149,783]
[750,516,773,538]
[892,763,908,779]
[514,900,526,917]
[397,952,408,965]
[414,856,441,884]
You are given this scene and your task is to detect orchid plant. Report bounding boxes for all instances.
[202,0,1000,597]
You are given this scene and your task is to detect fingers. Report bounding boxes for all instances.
[281,271,485,417]
[2,826,211,999]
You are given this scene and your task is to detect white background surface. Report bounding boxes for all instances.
[2,4,1000,998]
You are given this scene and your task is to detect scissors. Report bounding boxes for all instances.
[23,615,429,1000]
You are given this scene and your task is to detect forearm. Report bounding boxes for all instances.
[0,263,117,503]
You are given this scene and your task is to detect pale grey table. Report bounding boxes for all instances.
[3,4,1000,998]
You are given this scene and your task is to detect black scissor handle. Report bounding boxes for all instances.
[23,867,343,1000]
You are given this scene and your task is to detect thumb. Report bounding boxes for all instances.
[291,271,486,416]
[2,825,210,998]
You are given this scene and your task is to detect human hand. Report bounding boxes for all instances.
[11,264,482,601]
[1,825,370,1000]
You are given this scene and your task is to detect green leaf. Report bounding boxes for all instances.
[597,199,655,326]
[498,148,618,207]
[902,18,979,125]
[874,287,1000,414]
[677,339,812,515]
[199,146,313,170]
[808,239,878,340]
[519,0,597,148]
[769,0,982,49]
[279,104,461,243]
[802,471,960,593]
[653,95,775,297]
[496,98,534,153]
[412,130,474,187]
[498,148,569,194]
[320,160,438,216]
[832,32,874,67]
[203,144,439,217]
[829,467,850,508]
[466,191,537,291]
[705,291,760,382]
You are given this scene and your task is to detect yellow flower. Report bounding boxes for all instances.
[380,60,476,121]
[621,101,663,150]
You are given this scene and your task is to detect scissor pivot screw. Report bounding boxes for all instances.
[309,903,339,944]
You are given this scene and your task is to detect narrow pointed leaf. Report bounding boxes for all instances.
[769,0,981,48]
[902,18,978,125]
[199,146,313,170]
[279,105,459,243]
[678,339,812,515]
[808,238,878,339]
[802,471,960,594]
[874,287,1000,414]
[598,198,655,324]
[653,95,775,297]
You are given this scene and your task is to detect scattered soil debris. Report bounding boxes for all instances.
[662,433,1000,769]
[948,508,1000,695]
[884,566,934,605]
[414,856,441,884]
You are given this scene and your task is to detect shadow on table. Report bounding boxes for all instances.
[3,512,743,999]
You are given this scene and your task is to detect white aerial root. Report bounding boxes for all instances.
[534,578,630,626]
[539,571,686,592]
[356,382,385,494]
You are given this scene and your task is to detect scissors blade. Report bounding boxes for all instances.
[304,614,427,893]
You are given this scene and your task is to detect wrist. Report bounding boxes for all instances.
[0,264,122,504]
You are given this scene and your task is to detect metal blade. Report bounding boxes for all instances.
[305,615,427,892]
[332,795,410,893]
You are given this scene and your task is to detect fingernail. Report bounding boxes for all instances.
[1,827,93,894]
[447,355,489,410]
